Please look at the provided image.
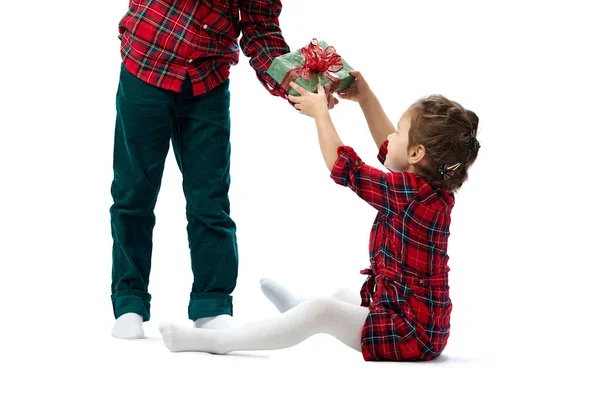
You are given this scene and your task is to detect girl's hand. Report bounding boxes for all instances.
[337,71,372,103]
[326,84,339,109]
[288,82,329,118]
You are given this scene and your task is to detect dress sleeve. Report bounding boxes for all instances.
[330,146,418,214]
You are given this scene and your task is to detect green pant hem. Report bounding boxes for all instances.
[188,294,233,320]
[112,291,151,322]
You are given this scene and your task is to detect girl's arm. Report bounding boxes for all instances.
[288,82,416,216]
[359,91,396,149]
[337,71,395,149]
[314,111,344,172]
[287,81,344,171]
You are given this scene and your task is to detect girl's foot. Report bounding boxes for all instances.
[160,324,221,353]
[260,278,305,312]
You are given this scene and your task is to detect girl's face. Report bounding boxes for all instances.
[384,111,416,172]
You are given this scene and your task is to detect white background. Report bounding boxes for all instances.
[1,0,599,413]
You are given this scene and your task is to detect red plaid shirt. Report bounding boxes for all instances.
[331,142,455,361]
[118,0,290,97]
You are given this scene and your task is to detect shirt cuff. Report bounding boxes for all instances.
[330,146,364,186]
[377,140,389,165]
[258,71,289,100]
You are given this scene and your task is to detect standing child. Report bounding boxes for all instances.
[159,71,480,361]
[109,0,337,339]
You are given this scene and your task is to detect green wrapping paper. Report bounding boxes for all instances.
[267,39,355,96]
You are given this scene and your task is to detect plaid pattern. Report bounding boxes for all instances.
[331,143,455,361]
[118,0,290,97]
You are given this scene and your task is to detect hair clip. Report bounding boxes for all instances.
[463,131,480,152]
[439,163,461,180]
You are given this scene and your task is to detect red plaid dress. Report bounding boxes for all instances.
[330,142,455,361]
[118,0,290,97]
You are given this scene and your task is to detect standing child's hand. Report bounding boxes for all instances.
[337,71,372,103]
[288,82,329,118]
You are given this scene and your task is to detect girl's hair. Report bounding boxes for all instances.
[408,94,480,192]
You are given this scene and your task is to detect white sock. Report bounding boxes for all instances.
[160,298,369,354]
[259,278,307,312]
[112,313,144,339]
[194,314,239,330]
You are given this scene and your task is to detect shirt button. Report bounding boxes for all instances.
[419,279,424,284]
[188,59,193,63]
[354,161,360,166]
[203,24,208,29]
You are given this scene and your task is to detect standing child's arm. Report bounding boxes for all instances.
[238,1,337,108]
[338,71,396,149]
[239,0,291,99]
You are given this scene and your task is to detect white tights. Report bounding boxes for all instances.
[159,279,369,354]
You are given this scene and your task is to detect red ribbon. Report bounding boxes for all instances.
[281,39,344,93]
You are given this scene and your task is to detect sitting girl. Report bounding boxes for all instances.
[159,71,480,361]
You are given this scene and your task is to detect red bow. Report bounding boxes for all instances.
[281,39,344,93]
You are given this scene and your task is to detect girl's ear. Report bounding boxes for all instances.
[409,144,426,164]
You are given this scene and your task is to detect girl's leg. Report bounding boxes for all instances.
[160,298,369,354]
[259,278,361,312]
[331,287,362,306]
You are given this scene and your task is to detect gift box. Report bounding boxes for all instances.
[267,39,355,96]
